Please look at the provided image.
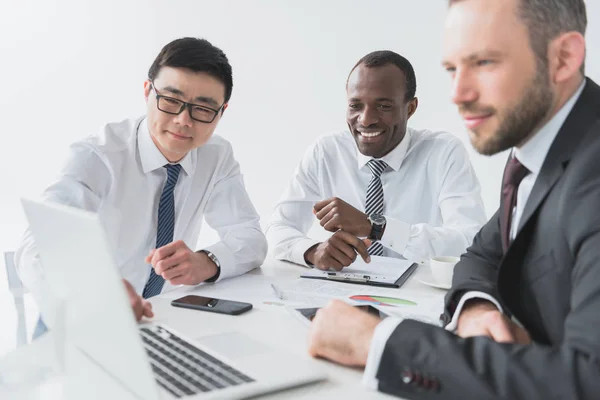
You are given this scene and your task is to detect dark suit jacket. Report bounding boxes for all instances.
[375,77,600,399]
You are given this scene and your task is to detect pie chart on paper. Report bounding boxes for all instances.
[350,295,417,306]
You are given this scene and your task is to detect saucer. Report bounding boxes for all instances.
[418,278,451,290]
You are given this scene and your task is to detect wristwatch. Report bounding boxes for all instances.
[199,250,221,282]
[368,214,387,241]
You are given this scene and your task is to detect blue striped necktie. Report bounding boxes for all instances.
[365,159,388,256]
[143,163,182,298]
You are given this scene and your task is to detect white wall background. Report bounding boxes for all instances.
[0,0,598,254]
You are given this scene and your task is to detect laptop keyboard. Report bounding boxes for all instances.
[140,325,255,398]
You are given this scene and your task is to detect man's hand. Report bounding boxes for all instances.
[145,240,218,286]
[123,279,153,322]
[304,231,371,270]
[456,300,531,345]
[313,197,372,237]
[308,300,381,367]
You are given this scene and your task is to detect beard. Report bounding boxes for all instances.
[464,63,554,156]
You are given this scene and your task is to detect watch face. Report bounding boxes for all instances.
[370,214,386,225]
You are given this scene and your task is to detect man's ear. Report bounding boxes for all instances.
[407,97,419,119]
[221,103,229,115]
[143,80,152,103]
[548,31,586,84]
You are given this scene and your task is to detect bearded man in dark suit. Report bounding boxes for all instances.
[307,0,600,398]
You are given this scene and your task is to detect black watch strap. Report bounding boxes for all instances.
[199,250,221,282]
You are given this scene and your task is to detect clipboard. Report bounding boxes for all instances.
[300,262,419,288]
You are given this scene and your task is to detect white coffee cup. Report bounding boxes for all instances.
[429,256,460,287]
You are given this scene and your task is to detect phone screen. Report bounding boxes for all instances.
[174,295,219,307]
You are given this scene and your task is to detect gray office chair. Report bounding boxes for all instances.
[4,251,28,347]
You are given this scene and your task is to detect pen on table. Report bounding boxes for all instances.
[270,284,286,300]
[326,272,370,281]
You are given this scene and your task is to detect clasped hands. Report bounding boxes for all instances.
[307,299,531,368]
[304,197,374,270]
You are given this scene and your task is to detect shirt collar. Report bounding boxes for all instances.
[137,117,193,176]
[514,81,586,174]
[356,127,412,172]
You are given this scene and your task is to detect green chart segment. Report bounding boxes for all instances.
[350,295,417,306]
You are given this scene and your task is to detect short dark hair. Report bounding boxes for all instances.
[148,37,233,103]
[349,51,417,101]
[449,0,587,74]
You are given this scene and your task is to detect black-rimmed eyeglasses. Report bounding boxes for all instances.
[151,81,224,123]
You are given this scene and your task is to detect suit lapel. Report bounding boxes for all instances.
[516,78,600,235]
[516,155,565,234]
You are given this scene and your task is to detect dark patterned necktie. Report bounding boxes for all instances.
[501,156,529,252]
[143,164,182,298]
[365,159,388,256]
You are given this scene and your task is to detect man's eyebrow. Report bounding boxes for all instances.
[193,96,220,107]
[464,50,505,61]
[161,86,185,97]
[348,97,395,102]
[441,59,453,68]
[443,50,506,65]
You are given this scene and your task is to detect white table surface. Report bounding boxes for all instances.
[0,258,448,399]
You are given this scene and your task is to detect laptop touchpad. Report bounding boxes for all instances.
[196,332,271,360]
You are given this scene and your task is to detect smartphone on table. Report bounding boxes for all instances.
[171,295,253,316]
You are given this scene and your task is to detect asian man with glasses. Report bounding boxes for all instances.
[15,37,267,333]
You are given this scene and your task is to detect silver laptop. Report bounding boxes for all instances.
[21,198,325,399]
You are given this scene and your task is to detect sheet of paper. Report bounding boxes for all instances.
[281,278,374,298]
[271,291,332,307]
[277,277,445,323]
[271,279,355,306]
[381,295,444,325]
[300,256,414,284]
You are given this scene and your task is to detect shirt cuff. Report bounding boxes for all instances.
[379,216,410,255]
[362,317,404,391]
[201,241,236,282]
[290,238,321,267]
[444,291,503,332]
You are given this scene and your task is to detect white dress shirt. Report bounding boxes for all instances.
[363,81,586,391]
[16,116,267,308]
[266,127,487,265]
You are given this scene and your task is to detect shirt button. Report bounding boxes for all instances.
[401,369,414,384]
[413,372,422,386]
[423,377,431,389]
